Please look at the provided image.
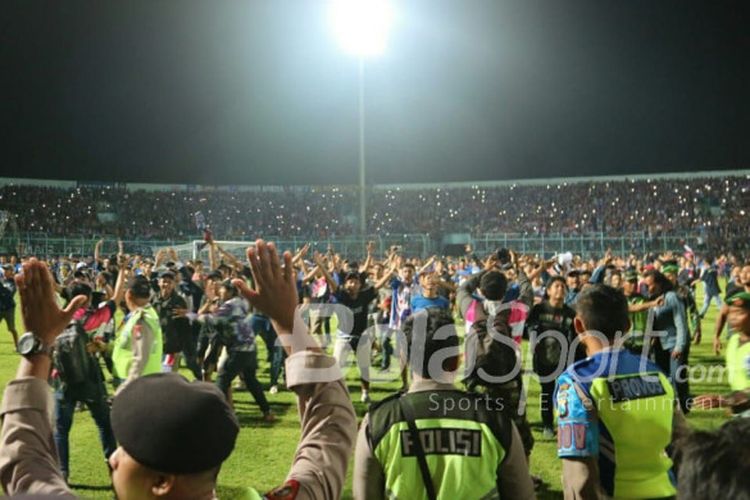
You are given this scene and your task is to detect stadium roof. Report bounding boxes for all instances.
[1,168,748,192]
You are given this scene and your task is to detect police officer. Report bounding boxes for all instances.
[112,271,163,391]
[555,285,688,499]
[353,308,535,499]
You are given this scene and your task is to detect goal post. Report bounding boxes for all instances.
[152,240,257,262]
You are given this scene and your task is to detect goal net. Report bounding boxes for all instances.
[153,240,255,263]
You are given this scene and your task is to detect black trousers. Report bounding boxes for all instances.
[216,350,270,414]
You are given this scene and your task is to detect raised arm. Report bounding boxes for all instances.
[417,255,436,275]
[208,242,218,271]
[292,243,310,266]
[374,263,397,290]
[0,259,85,497]
[211,244,238,270]
[112,254,129,307]
[457,271,485,318]
[359,241,375,274]
[233,241,357,498]
[94,238,104,263]
[629,296,664,313]
[314,253,338,294]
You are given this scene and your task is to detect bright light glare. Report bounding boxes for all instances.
[328,0,395,57]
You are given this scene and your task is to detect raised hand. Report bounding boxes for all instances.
[293,243,310,263]
[483,254,498,271]
[233,240,298,334]
[313,251,326,268]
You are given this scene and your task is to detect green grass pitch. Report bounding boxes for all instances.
[0,286,730,499]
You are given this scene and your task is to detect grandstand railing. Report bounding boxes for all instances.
[0,231,705,259]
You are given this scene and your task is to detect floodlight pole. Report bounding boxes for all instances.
[358,58,367,236]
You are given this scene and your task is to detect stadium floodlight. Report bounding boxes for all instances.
[328,0,395,57]
[328,0,395,236]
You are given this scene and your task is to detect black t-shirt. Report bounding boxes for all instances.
[334,287,378,337]
[526,301,580,374]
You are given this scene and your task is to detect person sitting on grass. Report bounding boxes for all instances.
[0,241,357,500]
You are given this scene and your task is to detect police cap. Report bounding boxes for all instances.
[111,373,239,474]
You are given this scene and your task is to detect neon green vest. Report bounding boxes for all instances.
[726,334,750,392]
[589,371,676,498]
[626,295,647,351]
[236,487,263,500]
[368,390,509,500]
[113,306,163,380]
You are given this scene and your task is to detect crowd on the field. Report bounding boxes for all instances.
[1,174,749,249]
[1,231,749,498]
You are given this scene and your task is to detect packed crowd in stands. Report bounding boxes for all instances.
[0,233,749,498]
[1,174,748,249]
[1,175,750,498]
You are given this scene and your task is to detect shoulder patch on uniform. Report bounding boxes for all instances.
[606,374,666,403]
[265,479,300,500]
[133,324,142,340]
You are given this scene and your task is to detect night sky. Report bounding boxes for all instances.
[1,0,748,185]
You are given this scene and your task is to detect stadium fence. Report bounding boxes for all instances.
[0,231,705,260]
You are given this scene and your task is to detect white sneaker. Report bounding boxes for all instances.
[542,427,555,439]
[269,385,279,395]
[360,391,371,404]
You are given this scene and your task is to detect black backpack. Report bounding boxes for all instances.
[463,300,520,389]
[53,319,93,386]
[532,335,564,377]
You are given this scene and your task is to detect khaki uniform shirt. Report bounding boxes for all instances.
[0,351,357,499]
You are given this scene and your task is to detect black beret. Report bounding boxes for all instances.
[111,373,239,474]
